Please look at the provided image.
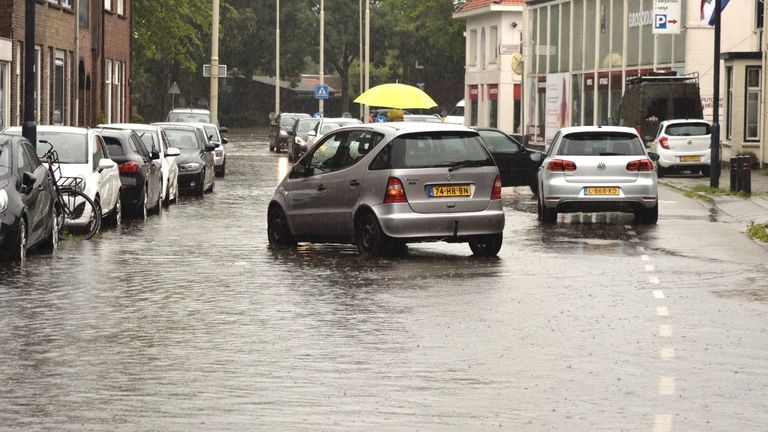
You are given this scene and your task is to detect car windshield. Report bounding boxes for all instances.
[297,119,319,133]
[379,132,494,169]
[558,132,646,156]
[478,130,520,152]
[666,123,711,136]
[38,132,88,163]
[0,142,10,177]
[164,129,200,150]
[168,112,210,123]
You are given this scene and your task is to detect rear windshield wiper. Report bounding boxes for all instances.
[443,160,490,172]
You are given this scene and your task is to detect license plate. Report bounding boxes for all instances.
[680,155,701,162]
[585,187,620,196]
[428,184,471,198]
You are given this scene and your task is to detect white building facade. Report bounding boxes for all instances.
[454,0,525,135]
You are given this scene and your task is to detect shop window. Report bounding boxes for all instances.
[549,4,560,73]
[538,7,549,74]
[610,0,623,68]
[561,2,570,71]
[745,67,761,141]
[530,9,538,74]
[572,0,583,71]
[584,0,596,70]
[598,0,610,68]
[640,0,654,66]
[571,74,582,126]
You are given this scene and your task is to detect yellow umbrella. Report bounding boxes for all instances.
[354,83,438,109]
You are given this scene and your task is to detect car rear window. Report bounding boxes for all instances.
[103,136,125,157]
[557,132,645,156]
[38,132,88,163]
[371,132,493,170]
[665,123,710,136]
[164,129,200,150]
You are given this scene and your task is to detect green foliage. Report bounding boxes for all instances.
[746,221,768,243]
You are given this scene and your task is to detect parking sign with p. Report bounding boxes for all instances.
[652,0,681,34]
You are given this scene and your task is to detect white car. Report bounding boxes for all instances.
[651,119,711,177]
[200,123,228,177]
[443,99,465,124]
[305,117,363,149]
[100,123,181,205]
[4,126,122,226]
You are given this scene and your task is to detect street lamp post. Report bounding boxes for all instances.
[275,0,280,114]
[710,0,722,188]
[210,0,220,125]
[359,0,363,120]
[319,0,324,116]
[364,0,370,123]
[22,0,36,149]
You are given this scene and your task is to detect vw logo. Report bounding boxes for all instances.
[446,173,454,181]
[597,162,607,171]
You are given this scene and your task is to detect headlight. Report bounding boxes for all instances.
[179,162,202,171]
[0,189,7,213]
[280,130,288,136]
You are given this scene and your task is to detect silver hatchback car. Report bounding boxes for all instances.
[537,126,660,224]
[268,122,505,256]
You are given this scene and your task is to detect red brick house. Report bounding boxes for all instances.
[0,0,131,129]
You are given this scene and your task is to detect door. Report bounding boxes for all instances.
[131,133,160,203]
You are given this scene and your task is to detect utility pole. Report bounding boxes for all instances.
[319,0,324,116]
[74,0,79,126]
[210,0,220,125]
[275,0,280,115]
[364,0,370,123]
[359,0,363,120]
[22,0,36,150]
[710,0,722,188]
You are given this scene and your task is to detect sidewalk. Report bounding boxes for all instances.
[659,165,768,224]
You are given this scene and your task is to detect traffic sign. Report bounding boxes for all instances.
[203,64,228,78]
[375,115,387,123]
[315,84,330,100]
[652,0,681,34]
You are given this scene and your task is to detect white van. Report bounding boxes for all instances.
[443,99,465,124]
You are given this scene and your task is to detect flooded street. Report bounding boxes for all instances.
[2,131,768,431]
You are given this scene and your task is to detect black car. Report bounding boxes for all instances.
[473,127,545,194]
[160,124,216,197]
[99,128,163,219]
[269,112,310,152]
[287,117,320,162]
[0,134,58,261]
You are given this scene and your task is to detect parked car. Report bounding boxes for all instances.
[99,128,163,219]
[4,126,122,227]
[442,99,465,125]
[367,108,411,123]
[652,119,711,177]
[473,127,545,193]
[100,123,181,206]
[0,134,58,261]
[166,108,213,125]
[537,126,660,225]
[269,113,310,152]
[287,117,320,162]
[156,124,216,196]
[305,117,363,149]
[267,122,505,257]
[200,123,228,176]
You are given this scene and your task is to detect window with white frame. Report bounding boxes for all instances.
[489,26,498,64]
[79,0,89,27]
[34,45,41,123]
[745,66,761,141]
[117,0,124,15]
[114,61,122,122]
[105,59,112,123]
[54,50,65,125]
[726,66,733,139]
[469,29,477,66]
[104,0,111,12]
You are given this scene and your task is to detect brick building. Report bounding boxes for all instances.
[0,0,131,130]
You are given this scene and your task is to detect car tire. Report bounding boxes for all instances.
[269,137,275,152]
[10,217,28,262]
[136,186,148,220]
[635,204,659,225]
[151,187,163,215]
[538,195,557,224]
[41,205,60,252]
[529,180,539,196]
[355,211,395,257]
[216,159,226,177]
[656,164,666,178]
[105,197,122,226]
[701,166,711,177]
[267,207,297,248]
[196,172,206,197]
[469,233,503,257]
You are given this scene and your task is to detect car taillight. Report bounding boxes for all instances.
[658,135,669,149]
[626,159,655,171]
[383,177,407,203]
[491,175,502,200]
[546,159,577,172]
[119,161,140,174]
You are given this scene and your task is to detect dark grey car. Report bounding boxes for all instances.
[268,123,505,257]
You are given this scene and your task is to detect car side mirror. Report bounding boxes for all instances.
[204,143,216,152]
[222,137,229,144]
[529,152,543,163]
[166,147,181,157]
[98,158,117,172]
[647,152,660,162]
[219,127,228,134]
[21,171,36,193]
[291,164,307,177]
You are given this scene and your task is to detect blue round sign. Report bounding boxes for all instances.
[313,112,322,119]
[375,115,387,123]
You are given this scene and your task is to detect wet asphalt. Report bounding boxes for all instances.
[1,130,767,431]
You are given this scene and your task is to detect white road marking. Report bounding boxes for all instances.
[641,254,650,261]
[630,238,641,243]
[653,290,665,299]
[654,414,674,432]
[646,265,655,272]
[657,306,669,316]
[659,325,672,337]
[658,376,676,395]
[660,348,676,359]
[649,276,660,284]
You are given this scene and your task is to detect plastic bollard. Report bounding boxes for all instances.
[741,155,752,195]
[730,157,739,192]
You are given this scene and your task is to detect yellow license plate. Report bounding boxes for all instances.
[429,184,471,198]
[680,155,701,162]
[585,187,620,196]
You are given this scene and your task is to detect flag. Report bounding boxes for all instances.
[701,0,731,26]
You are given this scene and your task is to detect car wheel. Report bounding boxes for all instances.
[216,159,226,177]
[355,211,395,257]
[41,205,60,252]
[529,180,539,196]
[701,166,711,177]
[152,187,163,215]
[469,233,503,257]
[269,137,275,152]
[105,197,122,226]
[656,164,666,178]
[196,171,206,197]
[267,207,296,248]
[635,203,659,225]
[136,186,148,220]
[538,195,557,224]
[11,217,28,262]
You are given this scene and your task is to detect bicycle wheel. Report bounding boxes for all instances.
[59,189,102,240]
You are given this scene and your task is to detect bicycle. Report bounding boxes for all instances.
[40,140,102,240]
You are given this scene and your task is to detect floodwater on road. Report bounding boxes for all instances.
[2,130,768,431]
